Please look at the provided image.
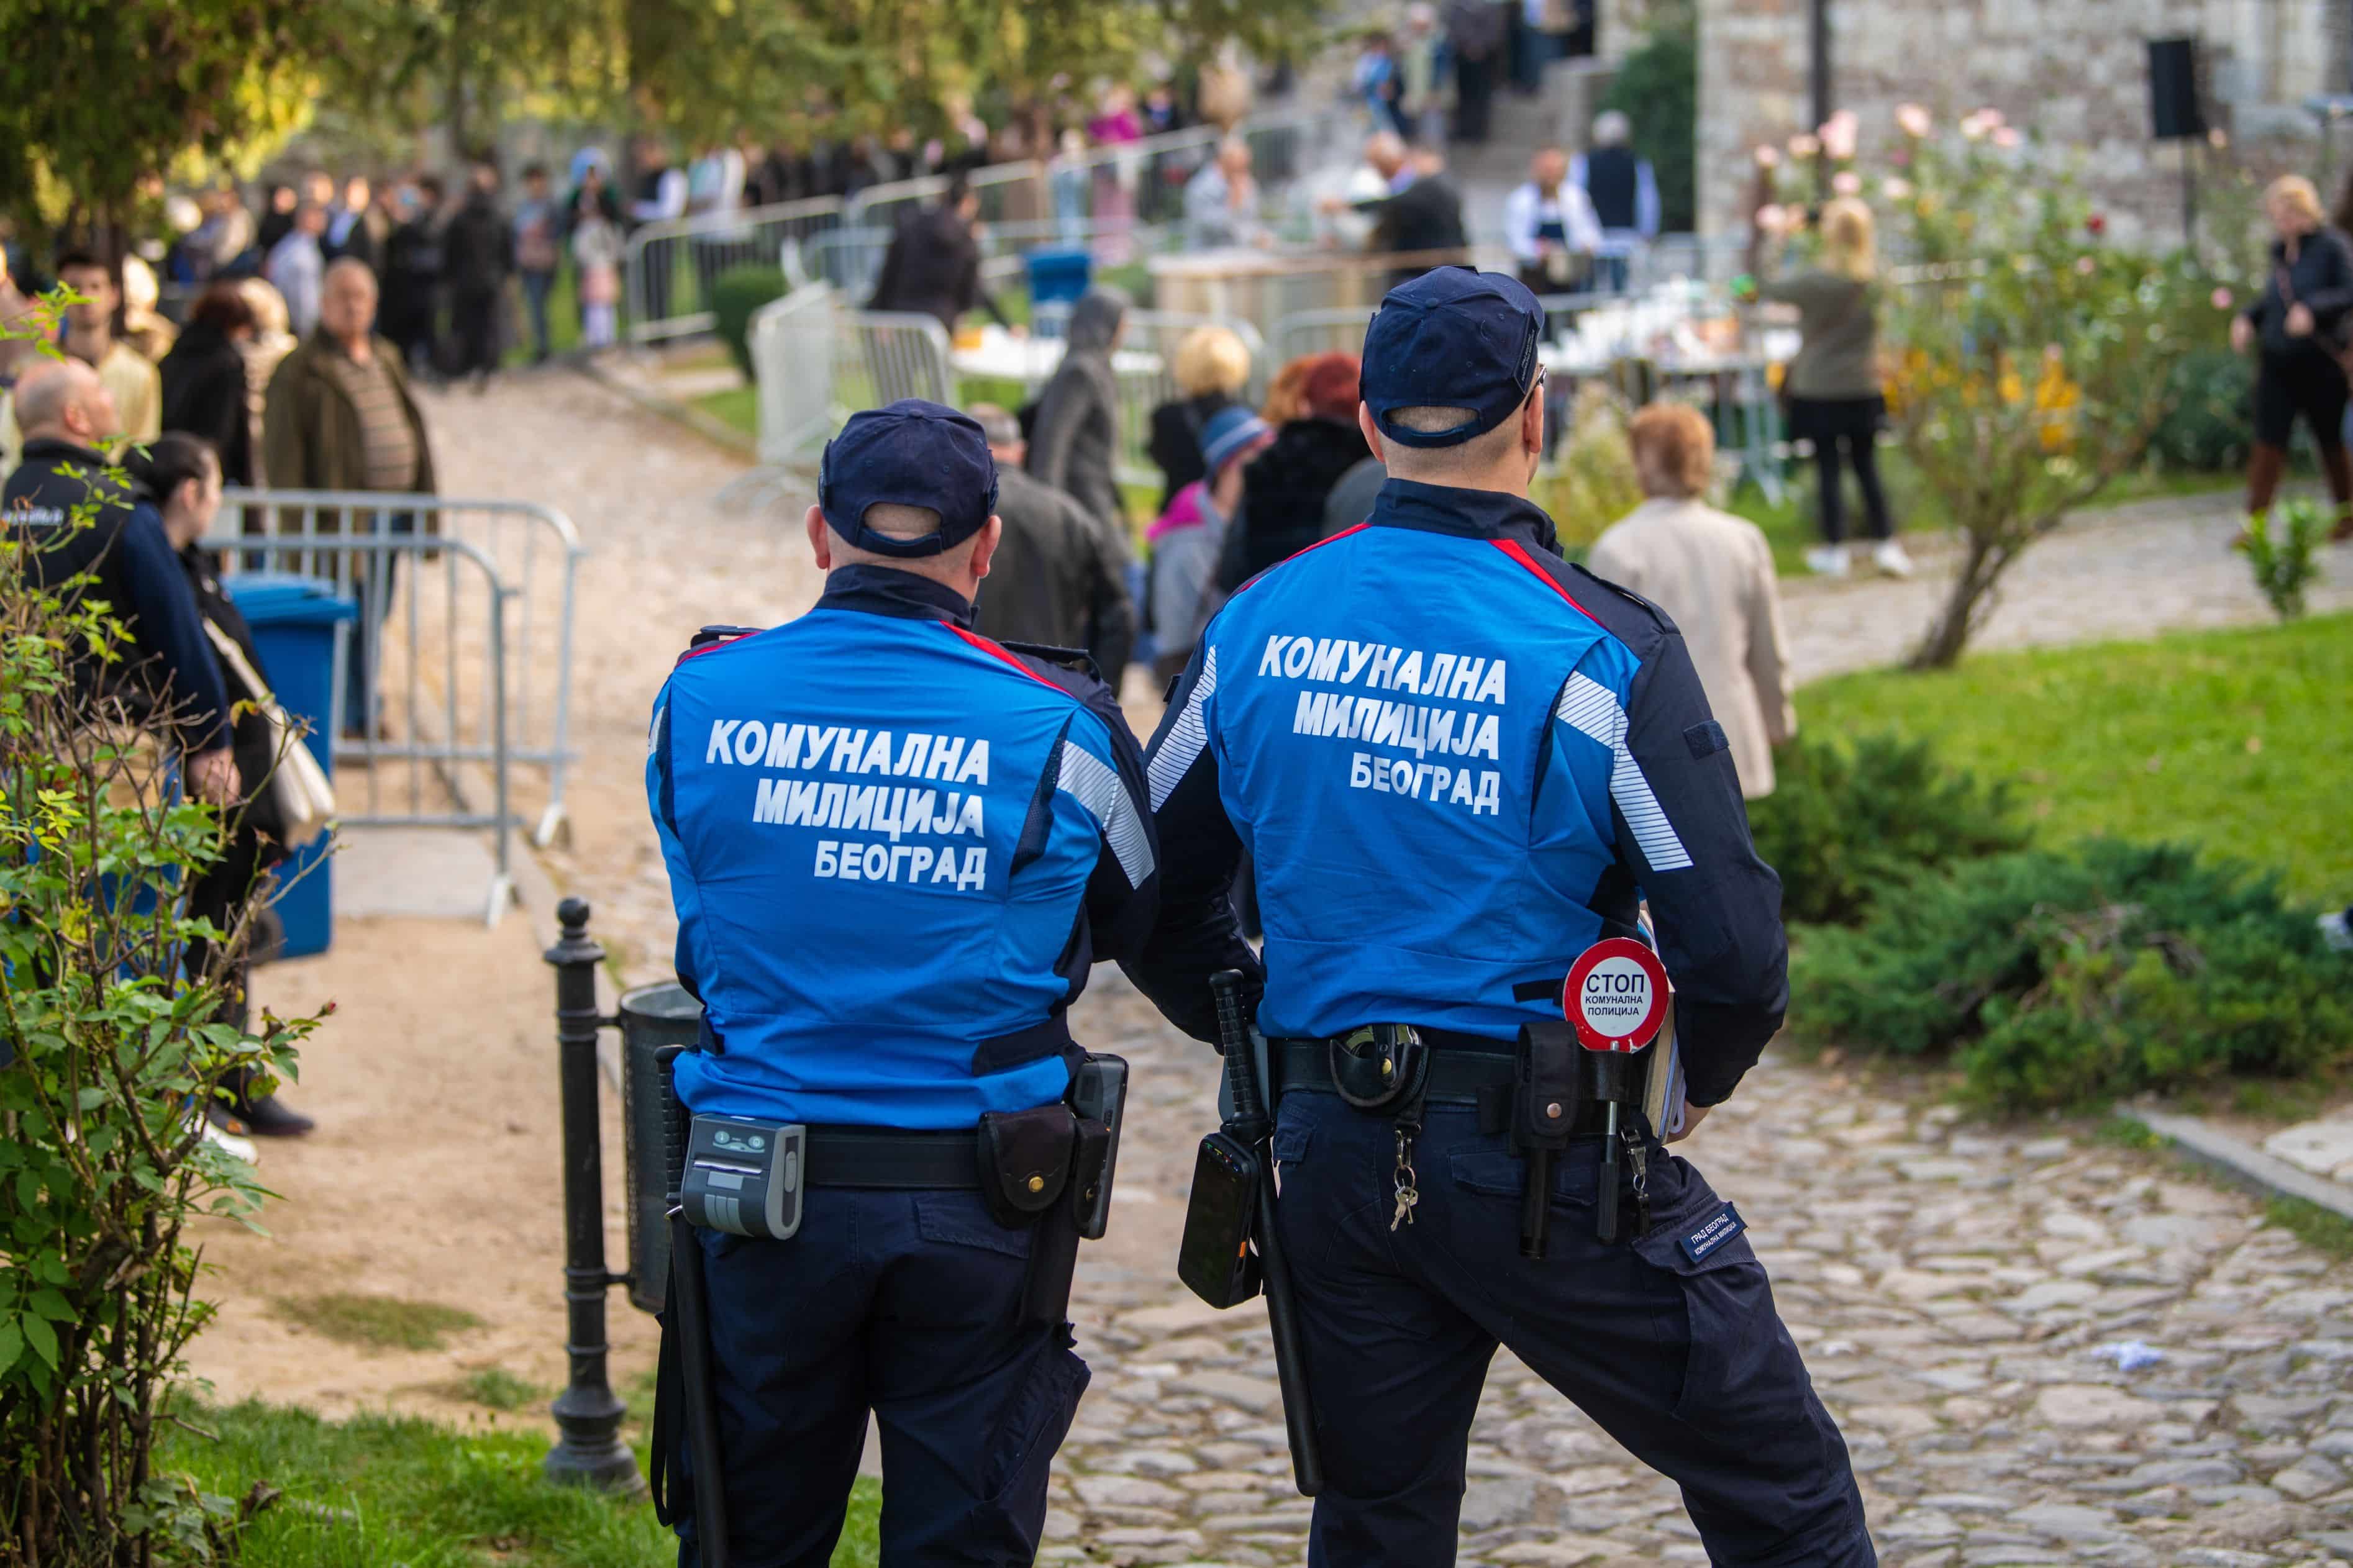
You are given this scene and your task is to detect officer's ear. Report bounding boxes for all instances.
[1519,377,1546,468]
[968,514,1004,581]
[1356,402,1386,463]
[804,504,832,569]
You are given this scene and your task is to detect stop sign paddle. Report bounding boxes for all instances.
[1565,936,1671,1053]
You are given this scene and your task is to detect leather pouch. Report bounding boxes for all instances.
[1513,1019,1583,1155]
[1329,1024,1429,1110]
[975,1103,1077,1228]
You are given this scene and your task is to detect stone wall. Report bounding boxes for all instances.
[1696,0,2346,244]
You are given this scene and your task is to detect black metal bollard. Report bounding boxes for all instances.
[544,897,645,1493]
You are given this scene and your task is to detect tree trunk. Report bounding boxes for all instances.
[1909,531,2005,669]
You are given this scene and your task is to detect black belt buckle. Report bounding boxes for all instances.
[1329,1024,1429,1111]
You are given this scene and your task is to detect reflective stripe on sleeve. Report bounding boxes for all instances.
[1058,739,1155,887]
[1146,643,1218,812]
[1552,671,1694,872]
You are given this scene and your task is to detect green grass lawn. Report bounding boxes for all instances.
[1798,611,2353,901]
[162,1400,880,1568]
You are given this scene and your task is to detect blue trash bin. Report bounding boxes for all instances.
[225,573,357,960]
[1026,248,1093,307]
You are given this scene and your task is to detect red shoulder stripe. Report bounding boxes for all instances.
[675,632,754,666]
[1229,521,1372,597]
[1490,538,1600,623]
[942,623,1062,689]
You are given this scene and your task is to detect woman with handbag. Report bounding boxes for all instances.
[1750,184,1908,579]
[2232,175,2353,542]
[130,433,321,1138]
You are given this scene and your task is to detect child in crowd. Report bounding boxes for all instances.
[572,210,623,349]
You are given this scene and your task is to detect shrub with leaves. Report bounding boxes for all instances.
[2241,497,2324,621]
[0,309,325,1564]
[711,264,790,381]
[1534,382,1645,551]
[1791,839,2353,1109]
[1747,732,2029,926]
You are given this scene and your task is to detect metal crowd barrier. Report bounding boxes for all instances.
[216,489,587,920]
[747,282,839,469]
[836,310,957,410]
[799,219,1183,304]
[624,196,847,346]
[844,108,1323,239]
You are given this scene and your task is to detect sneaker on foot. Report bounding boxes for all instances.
[1872,540,1916,578]
[1804,545,1849,579]
[199,1105,260,1162]
[2321,910,2353,953]
[239,1093,317,1138]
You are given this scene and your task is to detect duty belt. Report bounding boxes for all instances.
[801,1126,982,1189]
[1273,1033,1613,1137]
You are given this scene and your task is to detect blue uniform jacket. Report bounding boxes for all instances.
[647,564,1158,1129]
[1124,478,1788,1108]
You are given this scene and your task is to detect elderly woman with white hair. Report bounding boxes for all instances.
[2232,174,2353,540]
[1570,109,1661,292]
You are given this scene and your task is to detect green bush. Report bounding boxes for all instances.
[1792,839,2353,1109]
[711,265,789,381]
[2150,347,2253,472]
[1747,732,2028,926]
[0,294,325,1562]
[2244,497,2326,620]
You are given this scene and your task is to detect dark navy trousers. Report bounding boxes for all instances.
[675,1188,1088,1568]
[1270,1089,1875,1568]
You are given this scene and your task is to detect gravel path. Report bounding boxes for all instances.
[423,372,2353,1566]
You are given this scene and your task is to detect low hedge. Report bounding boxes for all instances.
[1791,838,2353,1110]
[1749,732,2029,927]
[711,264,789,380]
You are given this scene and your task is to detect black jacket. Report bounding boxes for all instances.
[158,321,256,486]
[177,543,291,848]
[380,217,442,339]
[2,438,230,751]
[1027,290,1128,531]
[970,466,1137,682]
[868,204,1005,333]
[1368,174,1469,259]
[2247,228,2353,361]
[1216,416,1373,591]
[441,193,512,299]
[1145,391,1235,512]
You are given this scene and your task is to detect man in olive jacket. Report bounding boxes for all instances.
[262,258,437,735]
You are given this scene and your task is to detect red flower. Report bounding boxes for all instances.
[2087,214,2107,237]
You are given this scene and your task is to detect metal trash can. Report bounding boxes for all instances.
[618,981,703,1315]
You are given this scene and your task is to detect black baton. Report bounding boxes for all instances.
[1212,971,1323,1498]
[658,1048,732,1568]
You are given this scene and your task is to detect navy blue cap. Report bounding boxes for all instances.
[1360,267,1545,448]
[817,399,999,557]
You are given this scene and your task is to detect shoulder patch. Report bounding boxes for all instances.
[1683,719,1728,760]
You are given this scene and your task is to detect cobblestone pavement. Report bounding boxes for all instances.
[427,375,2353,1564]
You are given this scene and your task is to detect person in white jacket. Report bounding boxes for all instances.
[1586,401,1796,799]
[1502,145,1602,297]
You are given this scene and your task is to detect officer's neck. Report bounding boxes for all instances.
[818,561,977,627]
[1385,461,1534,501]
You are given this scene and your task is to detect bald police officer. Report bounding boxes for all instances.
[647,400,1160,1566]
[1124,271,1874,1566]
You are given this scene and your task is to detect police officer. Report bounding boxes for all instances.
[646,400,1160,1567]
[1124,270,1875,1567]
